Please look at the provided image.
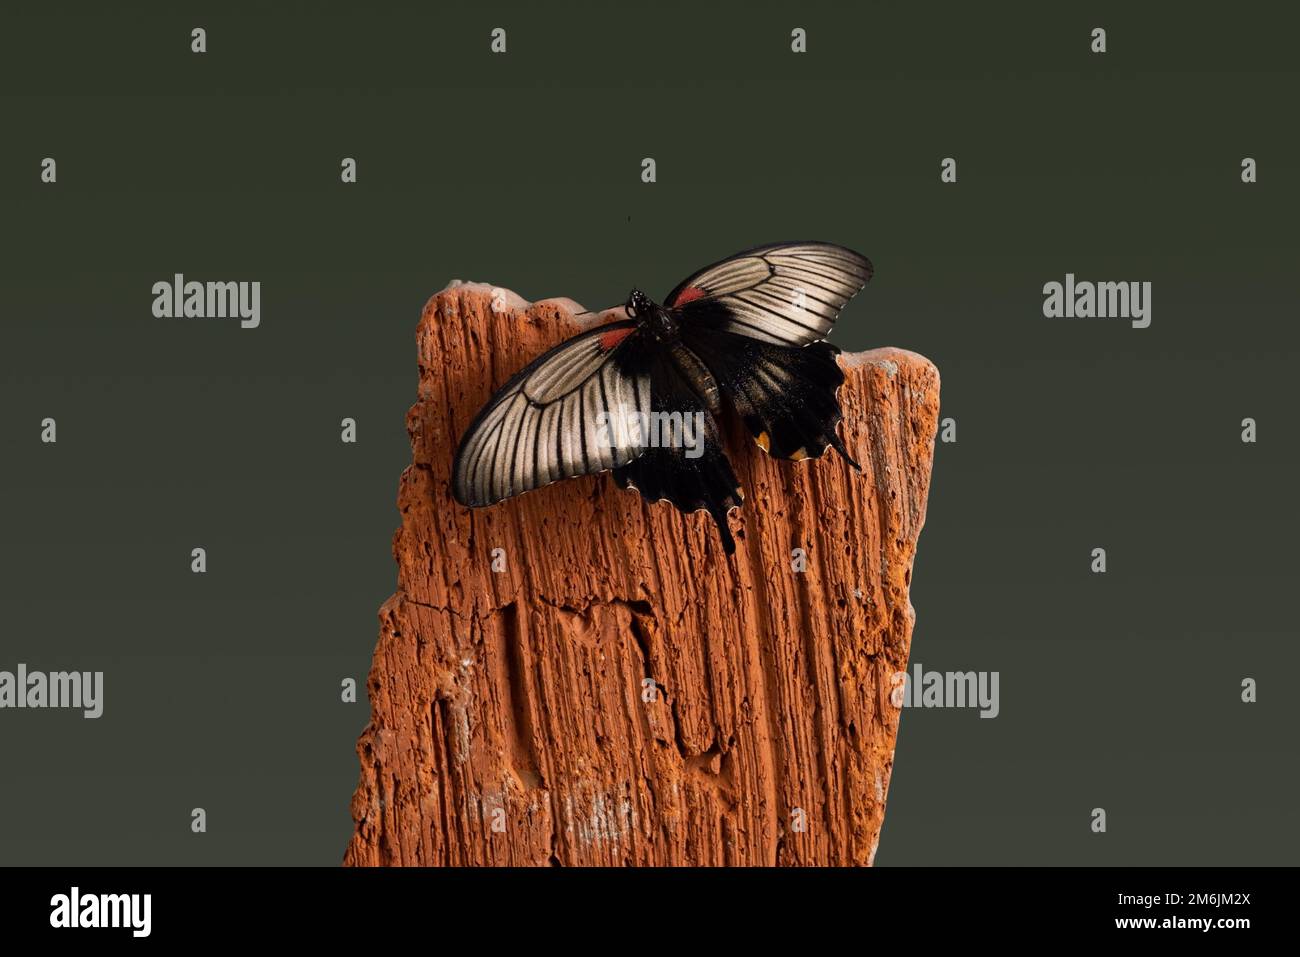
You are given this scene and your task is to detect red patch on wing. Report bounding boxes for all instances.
[599,326,635,351]
[671,286,707,306]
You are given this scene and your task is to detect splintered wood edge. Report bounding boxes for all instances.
[429,280,939,381]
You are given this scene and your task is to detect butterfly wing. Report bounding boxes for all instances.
[452,241,870,549]
[682,327,859,469]
[612,351,743,554]
[451,321,652,506]
[665,241,872,347]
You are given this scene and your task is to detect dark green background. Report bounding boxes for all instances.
[1,2,1295,865]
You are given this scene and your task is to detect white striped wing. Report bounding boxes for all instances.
[665,241,872,346]
[452,322,651,507]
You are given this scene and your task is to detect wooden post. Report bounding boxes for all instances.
[344,283,941,866]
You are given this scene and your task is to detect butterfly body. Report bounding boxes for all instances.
[621,289,722,413]
[451,242,873,556]
[628,288,679,342]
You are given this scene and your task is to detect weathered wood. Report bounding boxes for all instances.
[344,283,940,866]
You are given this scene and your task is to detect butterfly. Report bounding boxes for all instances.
[451,241,873,555]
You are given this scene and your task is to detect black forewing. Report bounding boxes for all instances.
[665,241,872,347]
[451,321,653,506]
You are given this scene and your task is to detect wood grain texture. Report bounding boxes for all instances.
[343,283,941,866]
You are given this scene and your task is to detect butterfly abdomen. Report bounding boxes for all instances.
[667,340,722,416]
